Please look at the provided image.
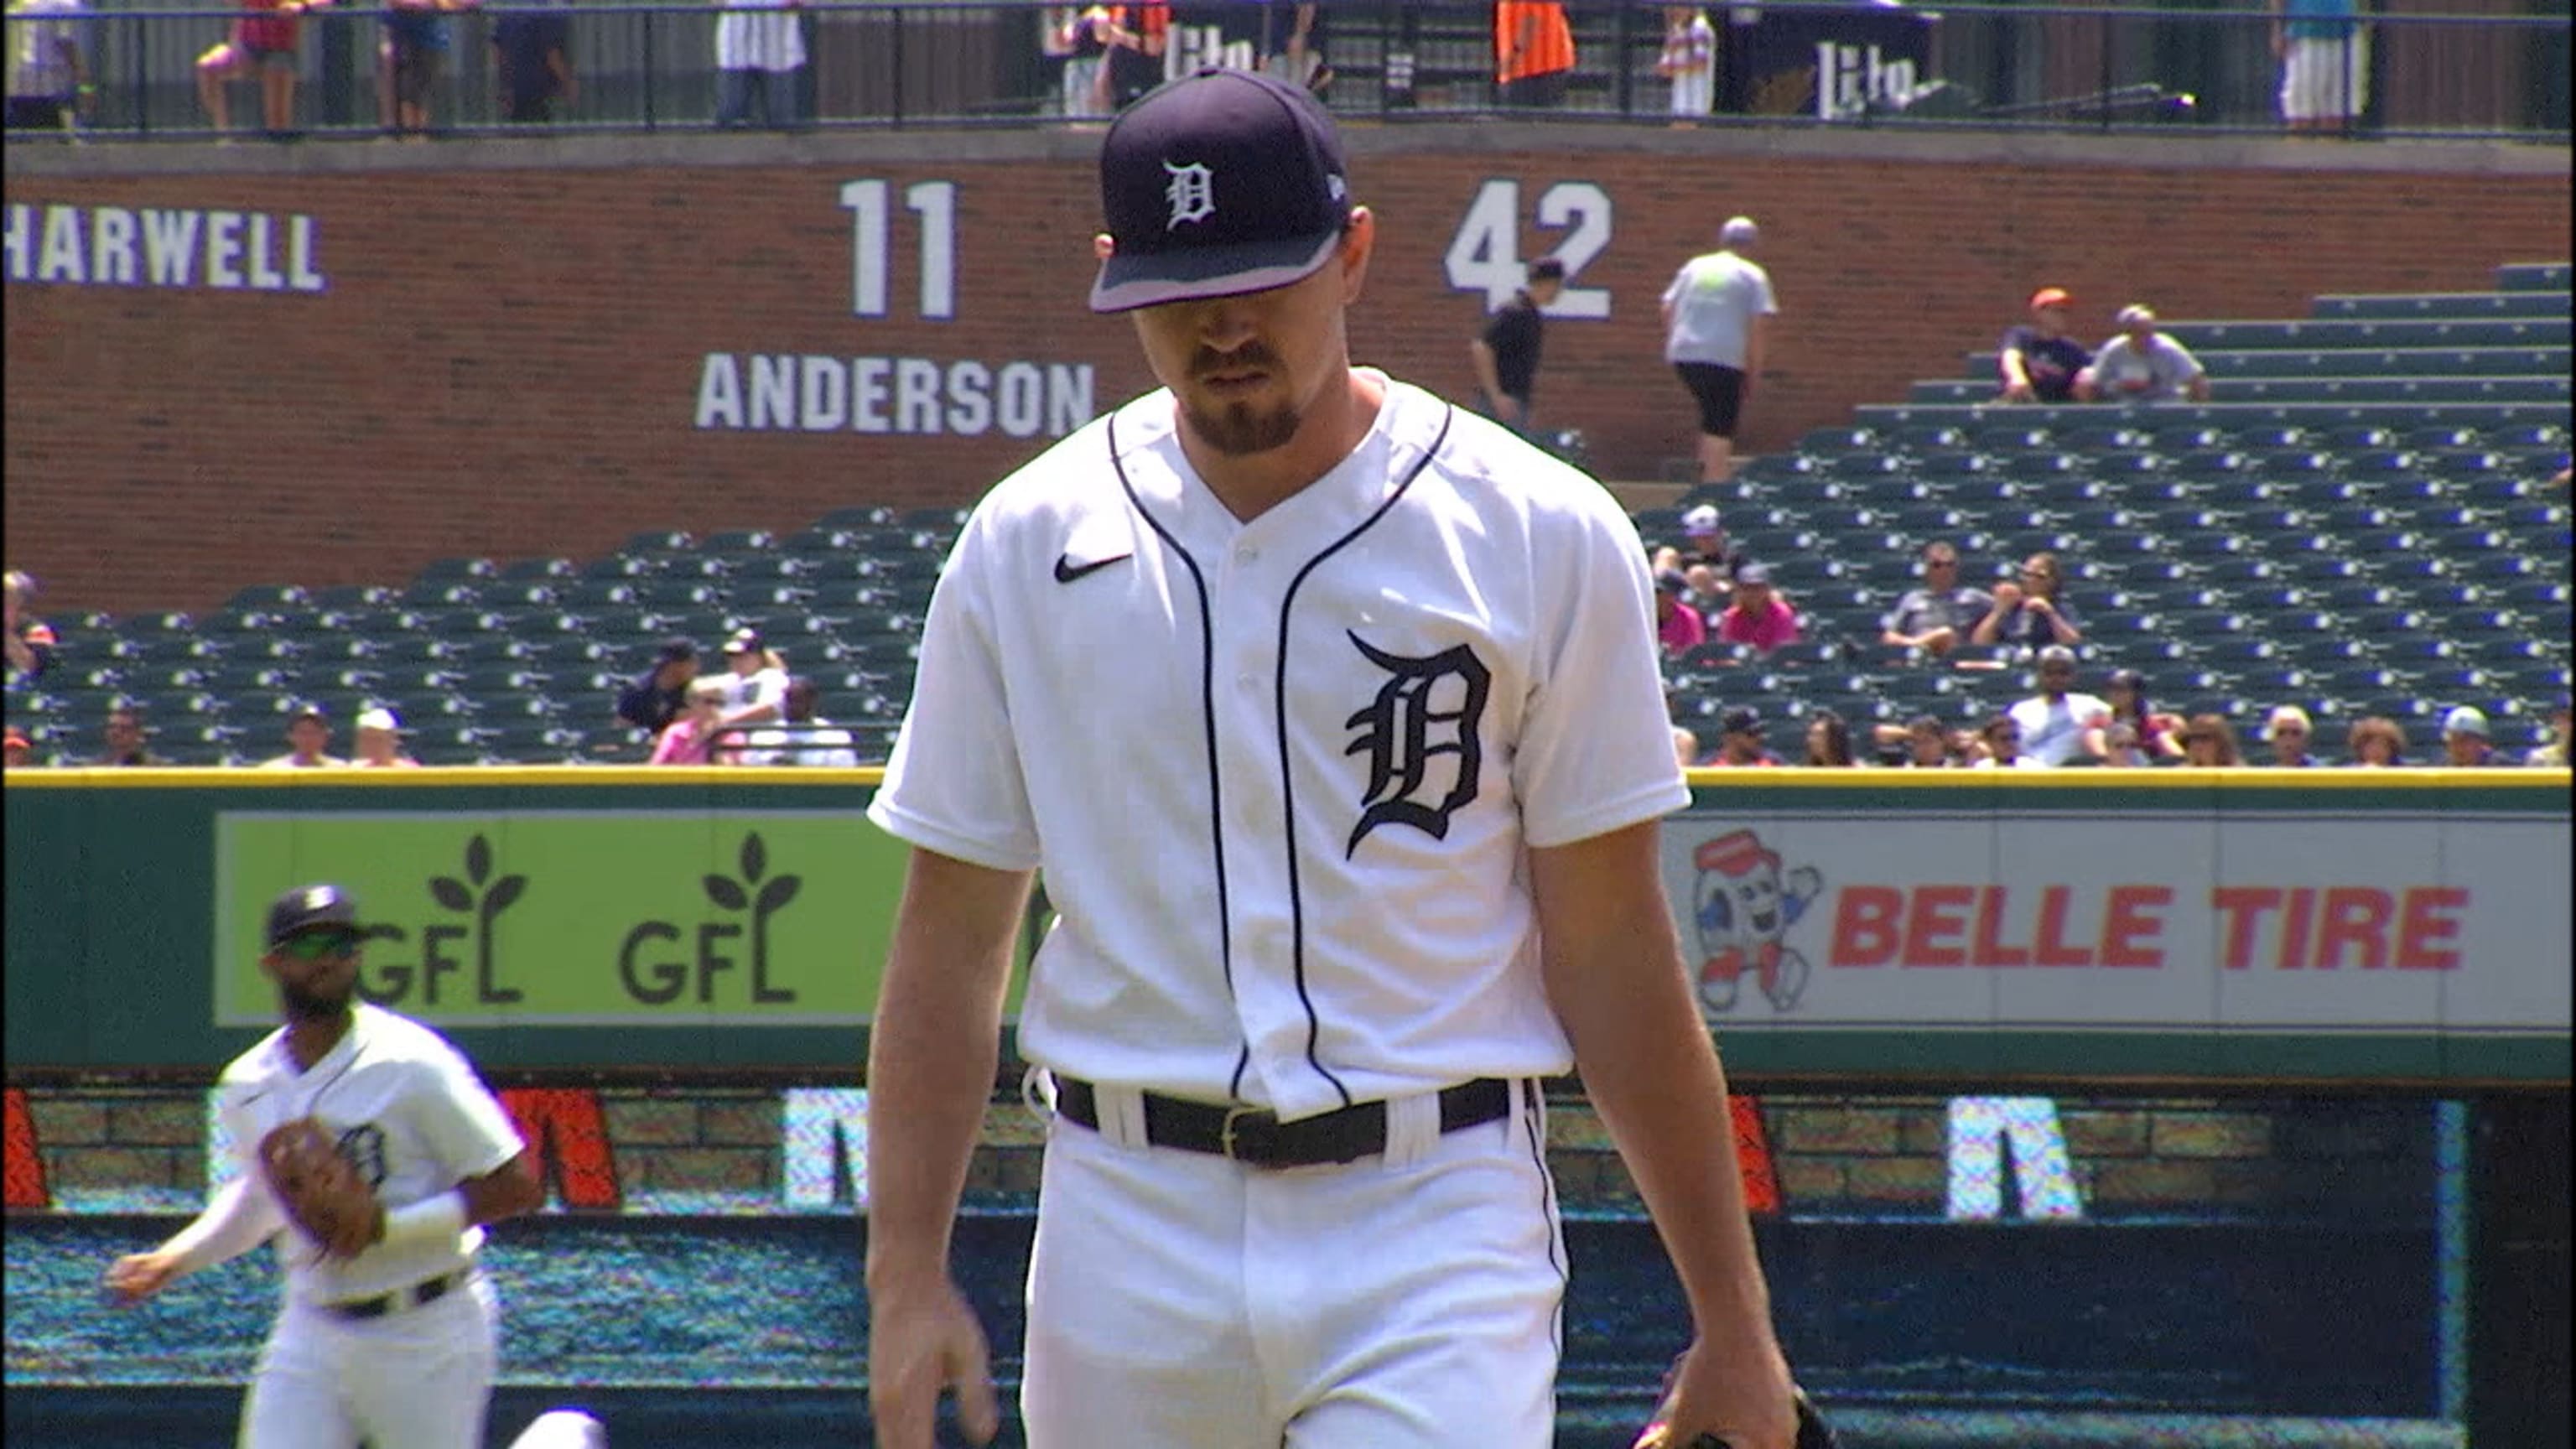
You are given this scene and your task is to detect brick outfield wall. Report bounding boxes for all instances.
[13,1087,2422,1216]
[3,134,2570,615]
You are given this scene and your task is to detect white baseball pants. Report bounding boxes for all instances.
[237,1272,499,1449]
[1021,1080,1566,1448]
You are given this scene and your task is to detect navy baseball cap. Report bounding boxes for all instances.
[1090,67,1353,314]
[266,883,365,948]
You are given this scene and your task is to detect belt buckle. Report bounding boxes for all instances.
[1219,1104,1260,1162]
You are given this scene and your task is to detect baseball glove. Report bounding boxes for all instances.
[257,1118,380,1261]
[1639,1358,1840,1449]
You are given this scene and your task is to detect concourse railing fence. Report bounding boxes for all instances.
[6,0,2568,144]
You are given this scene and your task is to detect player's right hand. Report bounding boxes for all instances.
[102,1249,182,1304]
[867,1275,1000,1448]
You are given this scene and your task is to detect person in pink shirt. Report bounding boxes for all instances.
[1654,569,1706,657]
[648,678,729,765]
[1714,561,1800,654]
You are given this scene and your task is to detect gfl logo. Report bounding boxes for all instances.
[356,835,528,1007]
[617,834,803,1005]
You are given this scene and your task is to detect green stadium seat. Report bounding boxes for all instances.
[813,506,902,531]
[2496,262,2571,292]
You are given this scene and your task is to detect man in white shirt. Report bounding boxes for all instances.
[863,66,1800,1449]
[2078,304,2210,404]
[1660,216,1778,485]
[2005,645,2112,767]
[742,675,861,766]
[104,883,543,1449]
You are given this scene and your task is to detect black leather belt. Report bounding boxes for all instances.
[1052,1077,1514,1169]
[326,1267,469,1322]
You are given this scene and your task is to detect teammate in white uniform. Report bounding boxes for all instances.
[104,883,544,1449]
[863,66,1797,1449]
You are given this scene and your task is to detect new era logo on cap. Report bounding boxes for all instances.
[1090,67,1353,314]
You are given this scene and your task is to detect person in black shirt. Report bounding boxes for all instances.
[96,707,171,766]
[1468,257,1564,435]
[615,638,700,739]
[1997,286,2091,404]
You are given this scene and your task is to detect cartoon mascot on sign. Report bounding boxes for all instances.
[1692,829,1824,1015]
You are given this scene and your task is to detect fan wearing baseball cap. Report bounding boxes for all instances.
[353,708,423,768]
[1997,287,2090,403]
[260,704,350,770]
[867,64,1803,1449]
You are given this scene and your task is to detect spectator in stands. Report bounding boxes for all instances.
[1714,561,1800,655]
[491,0,574,124]
[1656,6,1714,122]
[1653,504,1750,601]
[352,706,422,768]
[745,676,860,766]
[2078,304,2210,403]
[1661,216,1777,486]
[1493,2,1574,108]
[650,678,730,765]
[1045,6,1114,118]
[1972,550,2084,652]
[1894,714,1951,767]
[96,706,167,766]
[1707,705,1781,767]
[2104,668,2184,762]
[2,725,30,768]
[1880,540,1993,659]
[1099,3,1169,110]
[378,0,466,138]
[2272,0,2367,136]
[1971,714,2036,770]
[2345,714,2407,767]
[715,628,790,731]
[714,0,807,129]
[1801,709,1857,767]
[2261,704,2319,766]
[1671,721,1700,771]
[4,569,55,684]
[616,638,699,740]
[2438,705,2503,767]
[261,704,349,769]
[5,0,91,135]
[1654,569,1706,658]
[1262,3,1329,93]
[2179,714,2245,767]
[197,0,326,138]
[2006,645,2111,768]
[1997,287,2091,404]
[2527,694,2570,767]
[1468,257,1565,436]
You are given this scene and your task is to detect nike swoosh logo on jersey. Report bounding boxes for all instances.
[1053,552,1130,584]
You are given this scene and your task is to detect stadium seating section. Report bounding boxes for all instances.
[8,264,2569,767]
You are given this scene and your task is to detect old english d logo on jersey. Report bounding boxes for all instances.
[1343,632,1489,857]
[337,1122,390,1191]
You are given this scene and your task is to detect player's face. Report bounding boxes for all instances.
[1127,215,1374,460]
[266,929,364,1018]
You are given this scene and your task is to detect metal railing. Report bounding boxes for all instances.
[2,1,2565,143]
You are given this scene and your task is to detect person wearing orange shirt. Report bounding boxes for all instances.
[1493,1,1573,108]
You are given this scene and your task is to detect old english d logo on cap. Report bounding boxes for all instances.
[1090,67,1353,314]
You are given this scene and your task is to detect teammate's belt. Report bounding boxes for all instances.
[324,1266,470,1321]
[1052,1077,1514,1168]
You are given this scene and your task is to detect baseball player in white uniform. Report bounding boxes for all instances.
[863,66,1798,1449]
[103,883,544,1449]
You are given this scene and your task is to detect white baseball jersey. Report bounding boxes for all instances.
[216,1003,524,1305]
[868,372,1688,1122]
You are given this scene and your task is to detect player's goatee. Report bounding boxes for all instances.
[1186,399,1302,456]
[279,979,353,1019]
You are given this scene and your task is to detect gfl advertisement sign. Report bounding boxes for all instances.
[1662,808,2572,1039]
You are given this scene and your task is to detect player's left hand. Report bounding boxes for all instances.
[102,1249,184,1304]
[1633,1337,1799,1449]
